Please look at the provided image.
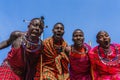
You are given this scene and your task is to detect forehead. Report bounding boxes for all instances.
[73,30,83,35]
[54,24,64,28]
[98,31,108,36]
[31,19,40,24]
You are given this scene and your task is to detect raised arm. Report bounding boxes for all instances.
[0,31,23,50]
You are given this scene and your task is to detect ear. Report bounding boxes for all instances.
[83,37,85,41]
[109,37,111,43]
[52,29,54,33]
[28,25,30,28]
[41,29,43,33]
[63,31,65,33]
[72,37,74,42]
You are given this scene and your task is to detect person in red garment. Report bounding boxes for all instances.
[0,17,44,80]
[66,29,92,80]
[89,31,120,80]
[35,22,69,80]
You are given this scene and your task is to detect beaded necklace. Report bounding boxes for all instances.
[98,44,120,66]
[72,44,88,54]
[22,35,42,53]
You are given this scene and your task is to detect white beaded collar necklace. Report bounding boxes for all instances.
[22,34,42,52]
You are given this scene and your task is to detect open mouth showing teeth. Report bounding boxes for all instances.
[32,30,39,33]
[33,30,39,33]
[31,32,39,36]
[33,32,38,35]
[104,41,109,45]
[56,34,61,36]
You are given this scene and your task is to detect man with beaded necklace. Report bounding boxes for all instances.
[0,16,45,80]
[89,31,120,80]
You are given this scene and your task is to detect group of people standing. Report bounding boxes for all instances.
[0,17,120,80]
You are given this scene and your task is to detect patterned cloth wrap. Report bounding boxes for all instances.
[34,37,70,80]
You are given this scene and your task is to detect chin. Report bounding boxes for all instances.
[75,44,82,47]
[56,36,62,39]
[104,45,110,49]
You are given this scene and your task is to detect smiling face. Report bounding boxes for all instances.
[52,23,64,40]
[72,29,84,47]
[28,18,44,38]
[96,31,111,49]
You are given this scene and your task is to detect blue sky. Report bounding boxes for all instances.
[0,0,120,64]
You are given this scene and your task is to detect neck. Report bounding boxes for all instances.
[72,44,87,54]
[100,45,110,51]
[27,35,39,43]
[103,47,111,54]
[73,44,84,51]
[100,43,110,49]
[53,36,62,44]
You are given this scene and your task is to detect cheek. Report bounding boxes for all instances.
[82,38,84,42]
[28,28,32,33]
[98,38,103,41]
[97,40,103,44]
[28,26,34,31]
[81,37,84,40]
[53,30,57,33]
[109,38,111,42]
[40,29,43,33]
[62,30,64,33]
[72,38,77,42]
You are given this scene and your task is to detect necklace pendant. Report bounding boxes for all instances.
[26,42,31,48]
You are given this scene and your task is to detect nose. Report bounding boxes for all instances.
[57,28,62,32]
[77,36,81,40]
[35,26,40,30]
[104,36,108,40]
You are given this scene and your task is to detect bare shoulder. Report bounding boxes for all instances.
[9,31,24,43]
[10,31,24,38]
[10,31,25,48]
[0,31,25,49]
